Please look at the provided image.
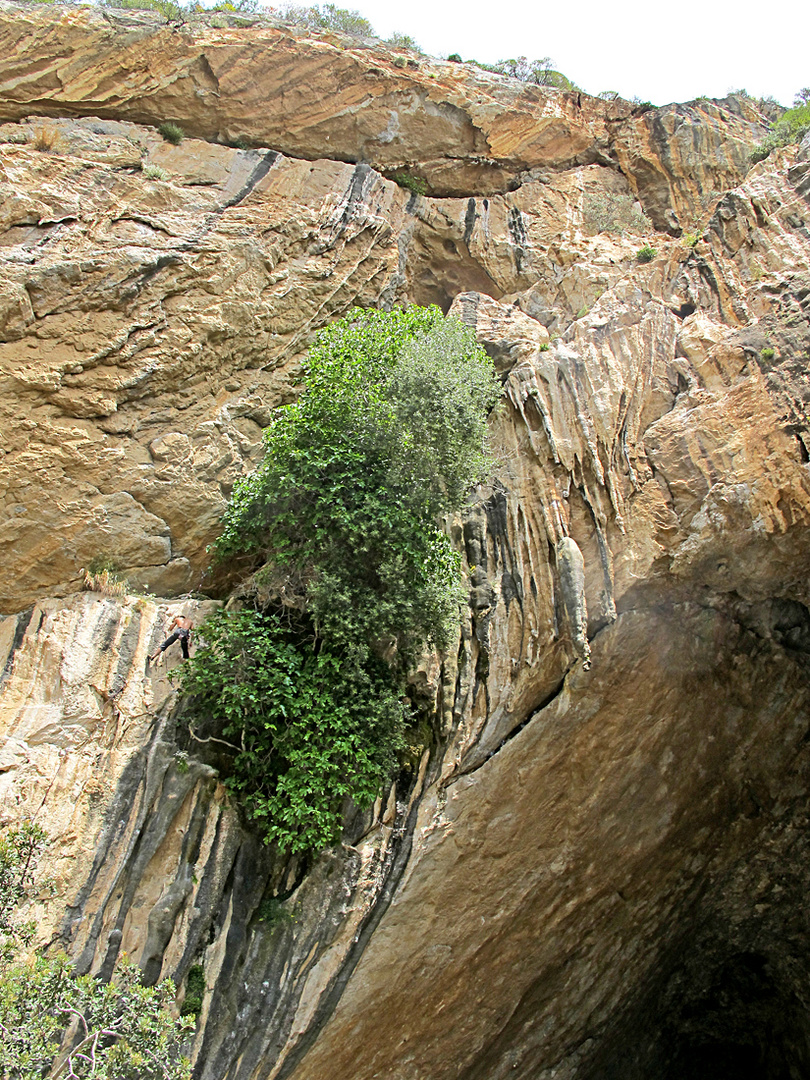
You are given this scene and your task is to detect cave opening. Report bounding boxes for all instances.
[588,950,810,1080]
[654,952,810,1080]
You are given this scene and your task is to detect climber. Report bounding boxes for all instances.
[150,614,193,663]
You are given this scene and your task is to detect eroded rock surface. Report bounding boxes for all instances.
[2,8,810,1080]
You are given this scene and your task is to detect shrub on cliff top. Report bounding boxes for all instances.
[471,55,578,91]
[276,3,374,36]
[749,101,810,163]
[100,0,185,19]
[183,307,501,853]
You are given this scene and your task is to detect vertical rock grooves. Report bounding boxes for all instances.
[270,794,426,1080]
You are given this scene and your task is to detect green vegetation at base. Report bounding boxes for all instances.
[181,307,501,855]
[0,823,192,1080]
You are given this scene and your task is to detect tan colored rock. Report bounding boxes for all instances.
[1,12,810,1080]
[0,4,767,211]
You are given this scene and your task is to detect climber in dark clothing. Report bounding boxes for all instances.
[150,614,193,662]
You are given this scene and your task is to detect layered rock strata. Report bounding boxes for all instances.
[2,8,810,1080]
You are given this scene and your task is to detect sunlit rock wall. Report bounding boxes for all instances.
[2,7,810,1079]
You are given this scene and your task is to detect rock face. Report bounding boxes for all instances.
[2,7,810,1080]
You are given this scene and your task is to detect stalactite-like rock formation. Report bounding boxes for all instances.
[2,6,810,1079]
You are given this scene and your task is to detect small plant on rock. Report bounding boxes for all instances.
[180,964,205,1018]
[142,161,169,181]
[582,189,651,235]
[386,31,421,52]
[636,243,657,263]
[157,122,184,145]
[392,171,428,197]
[83,557,128,597]
[761,346,776,361]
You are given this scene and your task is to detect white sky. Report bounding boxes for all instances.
[347,0,808,108]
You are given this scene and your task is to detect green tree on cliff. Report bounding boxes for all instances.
[182,307,501,854]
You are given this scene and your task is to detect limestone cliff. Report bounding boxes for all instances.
[2,6,810,1079]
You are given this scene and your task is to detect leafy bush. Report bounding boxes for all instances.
[100,0,185,18]
[761,346,775,360]
[1,953,193,1080]
[211,0,259,11]
[749,101,810,163]
[0,824,192,1080]
[0,821,45,962]
[185,307,501,853]
[514,57,576,89]
[636,243,657,263]
[582,189,651,235]
[468,55,575,89]
[276,3,374,36]
[158,122,184,145]
[386,31,420,52]
[181,609,408,852]
[447,53,462,63]
[682,231,700,248]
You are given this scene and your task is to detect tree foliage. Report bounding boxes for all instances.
[750,101,810,163]
[180,609,407,853]
[0,824,192,1080]
[215,307,499,655]
[472,56,578,91]
[184,307,501,853]
[273,3,373,36]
